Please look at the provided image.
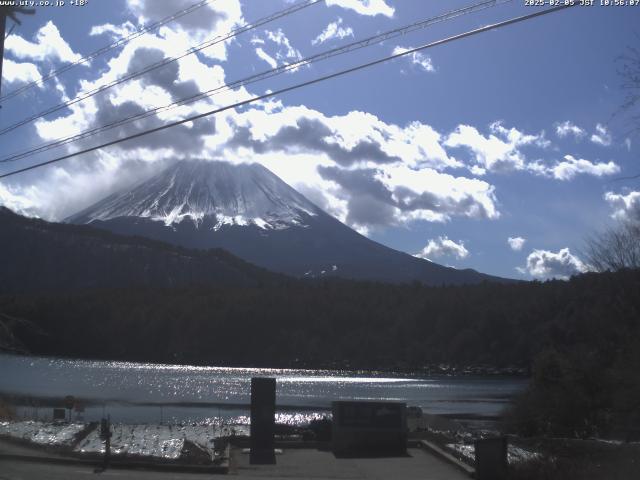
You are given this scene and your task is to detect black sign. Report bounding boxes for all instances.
[475,437,508,480]
[250,377,276,464]
[53,408,66,420]
[338,402,403,429]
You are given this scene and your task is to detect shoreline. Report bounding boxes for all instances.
[0,351,531,378]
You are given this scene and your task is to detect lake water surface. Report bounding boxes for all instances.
[0,354,527,425]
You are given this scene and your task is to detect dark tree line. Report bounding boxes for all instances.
[2,269,638,370]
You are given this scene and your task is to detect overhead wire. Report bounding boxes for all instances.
[0,0,324,136]
[0,4,577,180]
[0,0,512,164]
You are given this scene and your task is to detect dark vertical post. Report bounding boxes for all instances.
[250,377,276,464]
[100,416,112,470]
[0,11,6,99]
[474,436,508,480]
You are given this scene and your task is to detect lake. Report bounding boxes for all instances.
[0,354,527,426]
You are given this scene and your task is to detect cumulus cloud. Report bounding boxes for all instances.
[225,106,460,169]
[315,163,499,232]
[90,21,138,39]
[508,236,526,251]
[31,32,225,154]
[1,59,41,87]
[529,154,620,181]
[126,0,243,60]
[555,120,586,140]
[312,18,354,45]
[216,105,497,232]
[415,236,469,260]
[0,183,40,217]
[326,0,394,17]
[392,46,435,73]
[0,150,177,221]
[4,21,83,64]
[228,117,400,166]
[376,165,499,222]
[604,191,640,222]
[590,123,612,147]
[524,248,587,280]
[445,121,547,174]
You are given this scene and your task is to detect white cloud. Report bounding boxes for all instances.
[444,121,546,174]
[392,46,435,73]
[89,21,138,39]
[525,248,587,280]
[326,0,394,17]
[0,183,40,217]
[624,138,632,151]
[415,236,469,260]
[265,29,302,61]
[529,154,620,181]
[0,155,174,221]
[312,18,354,45]
[253,28,303,70]
[1,59,41,86]
[217,105,498,231]
[126,0,243,60]
[590,123,612,146]
[255,47,278,68]
[375,165,499,223]
[604,191,640,222]
[507,236,526,251]
[555,120,586,140]
[4,21,83,64]
[0,15,252,221]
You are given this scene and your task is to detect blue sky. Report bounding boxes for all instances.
[0,0,639,280]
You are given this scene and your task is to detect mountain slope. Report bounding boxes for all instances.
[68,160,509,285]
[0,207,284,293]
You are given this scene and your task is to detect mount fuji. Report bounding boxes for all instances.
[67,160,506,285]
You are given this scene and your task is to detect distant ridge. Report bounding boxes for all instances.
[0,206,285,293]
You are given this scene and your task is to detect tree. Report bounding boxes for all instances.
[583,221,640,272]
[618,36,640,137]
[613,36,640,182]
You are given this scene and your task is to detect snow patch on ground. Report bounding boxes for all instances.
[445,442,541,464]
[0,420,85,447]
[1,420,247,461]
[76,424,242,460]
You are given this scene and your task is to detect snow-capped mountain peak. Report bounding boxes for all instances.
[67,160,319,230]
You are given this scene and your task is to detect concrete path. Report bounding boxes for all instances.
[0,459,216,479]
[231,447,471,479]
[0,438,471,479]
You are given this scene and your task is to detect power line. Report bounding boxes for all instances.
[0,0,511,164]
[0,0,216,103]
[0,4,576,180]
[0,0,323,137]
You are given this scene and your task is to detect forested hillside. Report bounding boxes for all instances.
[1,269,638,371]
